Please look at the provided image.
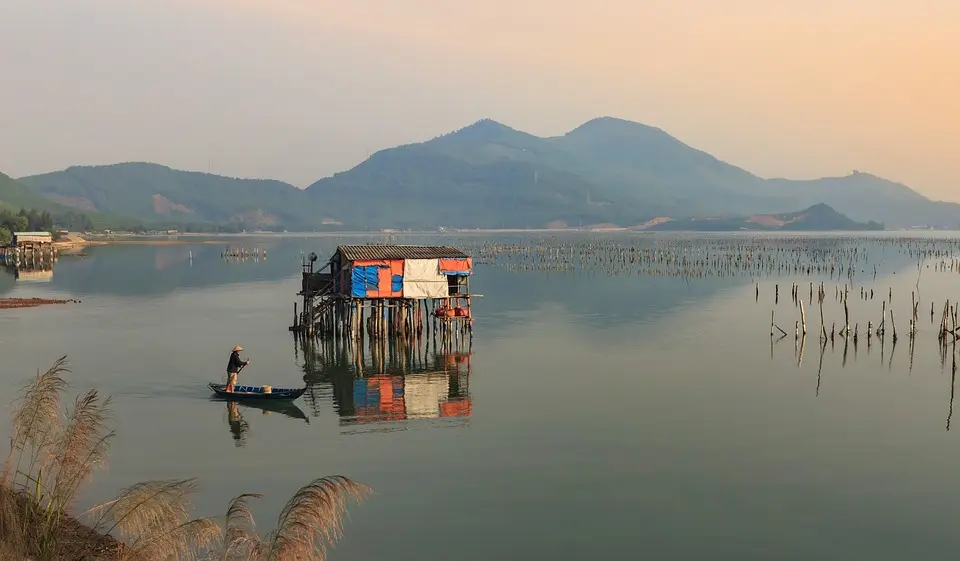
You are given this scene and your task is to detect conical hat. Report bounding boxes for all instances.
[233,345,244,352]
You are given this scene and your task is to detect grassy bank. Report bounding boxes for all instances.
[1,357,370,560]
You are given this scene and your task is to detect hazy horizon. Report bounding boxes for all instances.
[2,0,957,199]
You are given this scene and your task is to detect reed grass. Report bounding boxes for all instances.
[1,356,371,561]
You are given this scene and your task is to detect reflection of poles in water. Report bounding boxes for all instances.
[297,329,473,423]
[853,327,859,360]
[940,335,948,376]
[908,329,916,376]
[797,334,806,368]
[887,333,897,372]
[949,353,957,431]
[226,401,249,447]
[842,333,849,368]
[815,338,826,397]
[770,330,787,361]
[879,325,885,366]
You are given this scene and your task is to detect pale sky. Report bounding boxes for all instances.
[1,0,957,200]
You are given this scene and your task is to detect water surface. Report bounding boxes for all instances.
[2,232,960,560]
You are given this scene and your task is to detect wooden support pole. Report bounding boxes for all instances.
[799,300,807,335]
[819,298,827,340]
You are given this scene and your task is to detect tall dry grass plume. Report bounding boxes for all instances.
[1,356,371,561]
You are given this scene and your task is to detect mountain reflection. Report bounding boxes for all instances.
[299,335,472,430]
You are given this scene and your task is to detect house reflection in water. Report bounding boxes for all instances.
[15,268,54,282]
[300,337,472,427]
[1,262,55,283]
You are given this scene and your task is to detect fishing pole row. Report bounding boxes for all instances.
[452,235,960,280]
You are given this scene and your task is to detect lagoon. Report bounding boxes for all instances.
[2,232,960,560]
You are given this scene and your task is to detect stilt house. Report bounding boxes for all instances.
[12,231,53,249]
[294,244,474,340]
[329,244,472,299]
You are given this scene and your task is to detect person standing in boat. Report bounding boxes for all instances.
[226,345,250,392]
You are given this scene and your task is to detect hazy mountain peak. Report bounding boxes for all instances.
[441,118,517,140]
[565,116,667,138]
[64,162,170,172]
[805,202,834,212]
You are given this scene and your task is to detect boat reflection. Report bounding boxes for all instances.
[216,397,310,447]
[299,336,472,430]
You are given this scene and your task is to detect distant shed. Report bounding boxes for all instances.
[13,231,53,247]
[329,244,472,299]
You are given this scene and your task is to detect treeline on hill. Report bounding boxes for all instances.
[0,207,95,245]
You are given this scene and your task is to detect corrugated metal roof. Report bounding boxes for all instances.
[13,232,53,237]
[336,244,468,261]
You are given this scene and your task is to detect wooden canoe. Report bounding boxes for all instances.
[208,383,305,401]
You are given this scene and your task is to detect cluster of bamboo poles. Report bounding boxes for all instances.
[768,281,917,345]
[449,235,960,279]
[298,327,471,383]
[0,245,58,269]
[293,296,472,351]
[220,246,266,259]
[760,274,960,395]
[767,282,960,430]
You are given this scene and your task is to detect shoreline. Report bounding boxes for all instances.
[1,486,123,561]
[53,237,233,249]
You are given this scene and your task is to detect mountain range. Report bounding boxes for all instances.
[640,203,881,231]
[7,116,958,230]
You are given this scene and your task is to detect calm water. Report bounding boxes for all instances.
[3,232,960,560]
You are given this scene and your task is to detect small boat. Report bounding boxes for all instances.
[208,383,306,401]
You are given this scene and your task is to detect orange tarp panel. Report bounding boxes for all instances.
[390,260,404,277]
[353,259,391,267]
[375,268,392,298]
[370,260,404,298]
[438,257,472,273]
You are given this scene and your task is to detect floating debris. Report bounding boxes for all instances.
[0,297,80,309]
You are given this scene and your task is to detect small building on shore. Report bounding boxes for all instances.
[12,231,53,248]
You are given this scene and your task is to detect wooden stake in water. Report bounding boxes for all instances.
[799,300,807,336]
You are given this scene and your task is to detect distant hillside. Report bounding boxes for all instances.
[299,142,648,229]
[0,171,73,212]
[17,117,958,229]
[305,118,785,224]
[0,171,135,230]
[305,117,958,228]
[641,203,882,231]
[18,163,315,230]
[766,172,960,228]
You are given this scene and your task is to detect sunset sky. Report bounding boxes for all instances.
[2,0,957,199]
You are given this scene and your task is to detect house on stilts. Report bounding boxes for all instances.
[292,244,474,342]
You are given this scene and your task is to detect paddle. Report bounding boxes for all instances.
[235,359,249,380]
